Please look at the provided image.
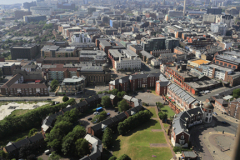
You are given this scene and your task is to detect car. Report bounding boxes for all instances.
[114,109,118,112]
[118,111,120,114]
[107,113,110,116]
[88,117,92,121]
[44,150,51,155]
[213,112,218,115]
[47,98,51,101]
[77,91,83,94]
[93,112,99,115]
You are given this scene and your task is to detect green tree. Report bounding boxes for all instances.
[111,89,118,95]
[28,128,38,137]
[102,127,113,148]
[117,91,126,99]
[61,136,74,155]
[62,96,69,102]
[101,96,111,108]
[233,88,240,98]
[75,138,90,157]
[0,150,8,159]
[48,151,61,160]
[50,79,59,92]
[117,154,131,160]
[118,99,129,112]
[109,156,117,160]
[156,102,164,111]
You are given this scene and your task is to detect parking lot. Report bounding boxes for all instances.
[79,108,118,130]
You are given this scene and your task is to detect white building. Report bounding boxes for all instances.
[211,22,227,36]
[216,14,234,28]
[203,14,216,23]
[30,6,52,16]
[71,32,91,43]
[108,49,141,71]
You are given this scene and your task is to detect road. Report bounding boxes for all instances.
[195,87,229,101]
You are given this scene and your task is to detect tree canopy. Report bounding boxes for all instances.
[62,96,69,102]
[117,154,131,160]
[102,127,113,148]
[118,99,129,112]
[101,96,111,108]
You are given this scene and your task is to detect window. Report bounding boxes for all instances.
[181,134,184,139]
[220,62,223,66]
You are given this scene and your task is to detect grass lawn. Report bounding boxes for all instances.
[163,123,170,129]
[10,109,30,117]
[147,107,158,118]
[112,119,172,160]
[161,105,176,118]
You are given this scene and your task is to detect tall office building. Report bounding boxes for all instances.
[183,0,186,16]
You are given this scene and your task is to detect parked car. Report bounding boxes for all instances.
[213,112,218,116]
[93,112,99,115]
[221,121,227,124]
[114,109,118,112]
[107,113,110,116]
[88,117,92,121]
[44,150,51,155]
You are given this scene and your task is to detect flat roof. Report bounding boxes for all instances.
[190,59,210,65]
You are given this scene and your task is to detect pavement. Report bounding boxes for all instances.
[0,101,49,120]
[190,114,238,160]
[134,92,164,106]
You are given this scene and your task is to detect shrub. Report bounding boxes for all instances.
[62,96,69,102]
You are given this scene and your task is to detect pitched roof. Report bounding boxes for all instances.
[1,74,22,88]
[9,83,48,89]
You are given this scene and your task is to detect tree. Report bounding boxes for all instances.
[102,127,113,148]
[0,150,8,159]
[111,89,118,95]
[117,91,126,99]
[0,69,3,81]
[75,138,90,158]
[101,96,111,108]
[233,88,240,98]
[118,99,129,112]
[117,154,131,160]
[109,156,117,160]
[62,96,69,102]
[48,151,61,160]
[156,102,164,111]
[28,128,38,137]
[61,136,74,155]
[50,79,59,92]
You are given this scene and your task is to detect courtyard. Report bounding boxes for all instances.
[111,107,173,160]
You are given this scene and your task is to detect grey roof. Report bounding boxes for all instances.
[81,66,104,72]
[41,45,60,51]
[140,50,154,59]
[182,151,197,158]
[108,49,124,58]
[100,40,111,47]
[122,49,138,57]
[168,83,196,105]
[123,95,132,101]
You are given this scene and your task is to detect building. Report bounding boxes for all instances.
[71,32,91,43]
[14,10,31,19]
[162,63,220,95]
[79,50,107,64]
[165,38,180,52]
[41,45,77,58]
[140,50,154,64]
[0,73,48,96]
[11,45,40,60]
[108,49,141,71]
[203,14,216,23]
[170,102,213,147]
[3,133,44,158]
[207,7,222,14]
[213,53,240,71]
[59,76,85,95]
[23,15,46,23]
[0,62,21,75]
[167,83,198,110]
[109,73,169,93]
[216,14,234,28]
[45,64,111,86]
[141,38,166,52]
[211,22,227,36]
[30,6,52,15]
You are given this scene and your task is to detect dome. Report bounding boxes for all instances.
[203,102,214,109]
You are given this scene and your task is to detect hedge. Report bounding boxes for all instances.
[0,98,76,139]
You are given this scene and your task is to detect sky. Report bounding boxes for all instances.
[1,0,34,5]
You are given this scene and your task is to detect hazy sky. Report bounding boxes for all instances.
[1,0,34,5]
